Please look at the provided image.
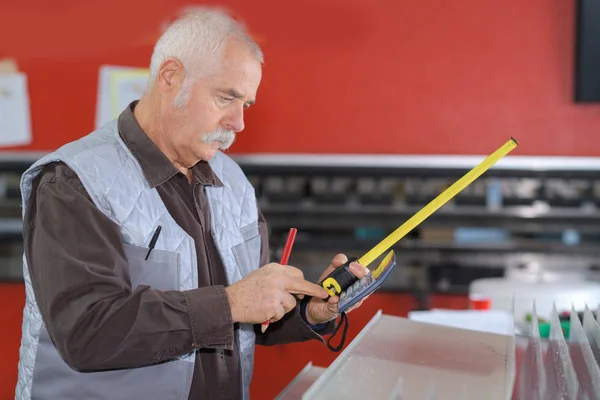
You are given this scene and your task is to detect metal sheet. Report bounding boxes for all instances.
[548,305,579,399]
[583,307,600,374]
[569,306,600,400]
[517,302,546,400]
[276,362,326,400]
[302,311,514,400]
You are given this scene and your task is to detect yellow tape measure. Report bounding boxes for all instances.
[318,137,518,297]
[358,137,518,268]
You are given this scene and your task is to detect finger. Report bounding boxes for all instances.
[346,299,364,312]
[282,265,305,279]
[281,293,297,313]
[327,297,340,314]
[347,294,373,312]
[331,253,348,269]
[276,266,313,297]
[317,266,335,283]
[317,254,348,282]
[286,279,328,299]
[270,305,286,323]
[348,262,369,279]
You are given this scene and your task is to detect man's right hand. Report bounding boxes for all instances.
[224,263,328,324]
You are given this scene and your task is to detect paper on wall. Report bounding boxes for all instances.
[0,73,32,147]
[0,58,18,74]
[95,65,149,130]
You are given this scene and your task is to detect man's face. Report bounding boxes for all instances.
[161,39,262,166]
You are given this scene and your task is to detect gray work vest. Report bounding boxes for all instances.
[15,120,261,400]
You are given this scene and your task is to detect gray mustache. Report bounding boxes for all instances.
[202,129,236,150]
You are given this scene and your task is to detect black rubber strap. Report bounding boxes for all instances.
[326,312,349,352]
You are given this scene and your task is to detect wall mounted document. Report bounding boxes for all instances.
[0,73,32,147]
[95,65,149,129]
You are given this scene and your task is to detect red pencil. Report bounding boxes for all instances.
[261,228,297,333]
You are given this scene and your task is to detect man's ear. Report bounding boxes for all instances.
[156,57,185,95]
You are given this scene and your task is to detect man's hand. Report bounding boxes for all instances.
[305,254,370,326]
[225,263,328,324]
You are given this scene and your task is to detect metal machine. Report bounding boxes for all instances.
[1,152,600,300]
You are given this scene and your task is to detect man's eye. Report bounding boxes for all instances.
[219,96,234,103]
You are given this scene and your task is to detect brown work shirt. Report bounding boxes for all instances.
[23,101,332,399]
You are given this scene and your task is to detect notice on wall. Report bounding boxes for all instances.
[95,65,149,130]
[0,72,32,147]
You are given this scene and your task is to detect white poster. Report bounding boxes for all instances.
[95,65,149,130]
[0,73,32,147]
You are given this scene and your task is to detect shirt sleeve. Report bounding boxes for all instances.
[253,205,336,346]
[23,162,233,372]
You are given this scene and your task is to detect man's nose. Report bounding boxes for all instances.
[224,106,245,133]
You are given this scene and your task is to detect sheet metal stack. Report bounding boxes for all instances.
[277,303,600,399]
[518,304,600,400]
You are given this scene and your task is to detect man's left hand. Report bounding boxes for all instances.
[305,254,370,326]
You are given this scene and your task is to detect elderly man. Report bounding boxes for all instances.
[15,7,367,400]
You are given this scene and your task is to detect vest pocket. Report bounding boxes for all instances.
[123,243,179,292]
[31,327,194,400]
[232,222,261,276]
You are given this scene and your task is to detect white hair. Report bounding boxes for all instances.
[147,6,263,104]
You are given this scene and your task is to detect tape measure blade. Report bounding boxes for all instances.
[357,138,517,267]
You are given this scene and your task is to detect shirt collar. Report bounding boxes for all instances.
[117,101,223,188]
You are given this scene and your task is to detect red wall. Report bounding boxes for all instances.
[0,284,25,400]
[1,0,599,156]
[0,0,595,398]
